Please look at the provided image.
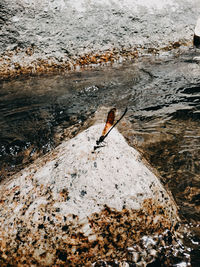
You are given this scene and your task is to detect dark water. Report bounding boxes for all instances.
[0,50,200,265]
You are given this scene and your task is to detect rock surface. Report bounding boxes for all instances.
[0,0,200,78]
[0,124,179,266]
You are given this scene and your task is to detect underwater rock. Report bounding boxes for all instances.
[0,124,180,266]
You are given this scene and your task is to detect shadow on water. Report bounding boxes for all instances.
[0,50,200,265]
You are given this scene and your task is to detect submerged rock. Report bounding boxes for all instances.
[0,124,179,266]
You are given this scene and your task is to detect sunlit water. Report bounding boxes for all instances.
[0,50,200,265]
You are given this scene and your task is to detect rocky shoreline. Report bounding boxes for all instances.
[0,0,199,79]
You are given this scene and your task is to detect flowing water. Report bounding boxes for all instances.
[0,50,200,265]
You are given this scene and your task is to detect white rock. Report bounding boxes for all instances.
[194,17,200,36]
[0,124,179,266]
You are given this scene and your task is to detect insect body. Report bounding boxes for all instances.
[94,107,128,150]
[96,108,116,145]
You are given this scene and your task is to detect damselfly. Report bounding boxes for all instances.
[94,107,128,150]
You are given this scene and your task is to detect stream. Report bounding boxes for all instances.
[0,49,200,265]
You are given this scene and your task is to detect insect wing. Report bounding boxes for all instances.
[102,108,116,136]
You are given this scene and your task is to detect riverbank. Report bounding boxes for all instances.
[0,0,199,79]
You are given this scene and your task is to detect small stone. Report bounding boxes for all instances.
[132,251,139,262]
[150,249,157,257]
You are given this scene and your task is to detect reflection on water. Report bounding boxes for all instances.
[0,50,200,265]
